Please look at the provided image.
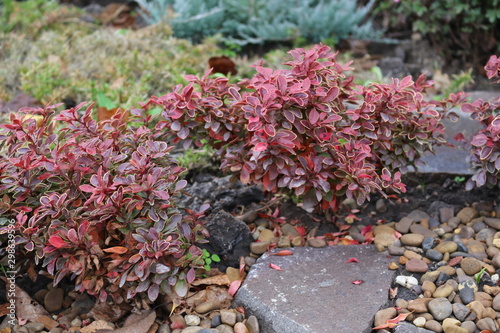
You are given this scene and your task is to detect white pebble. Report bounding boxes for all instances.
[492,274,499,284]
[395,275,419,289]
[184,314,201,326]
[413,316,426,327]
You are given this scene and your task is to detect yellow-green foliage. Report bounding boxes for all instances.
[1,22,228,107]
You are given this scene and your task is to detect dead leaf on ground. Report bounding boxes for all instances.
[186,286,232,311]
[89,301,130,322]
[0,277,49,322]
[373,311,413,330]
[0,303,10,317]
[191,274,231,286]
[94,310,156,333]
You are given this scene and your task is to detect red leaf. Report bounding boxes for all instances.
[339,238,359,245]
[254,142,268,152]
[228,280,242,296]
[374,311,413,329]
[269,250,293,256]
[345,258,359,263]
[360,225,372,236]
[294,226,307,236]
[48,236,67,248]
[269,263,283,271]
[351,280,363,285]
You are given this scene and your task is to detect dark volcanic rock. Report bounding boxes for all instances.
[178,174,264,213]
[199,211,253,271]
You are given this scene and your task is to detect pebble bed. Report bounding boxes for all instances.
[370,204,500,333]
[8,199,500,333]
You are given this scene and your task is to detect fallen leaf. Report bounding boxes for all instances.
[393,230,402,239]
[185,286,233,310]
[389,287,398,299]
[208,56,237,76]
[235,306,245,314]
[239,256,246,278]
[339,238,359,245]
[228,280,242,297]
[80,319,115,333]
[92,310,156,333]
[102,246,128,254]
[373,311,413,330]
[0,277,49,321]
[448,256,463,266]
[88,301,129,322]
[360,224,372,236]
[269,263,283,271]
[27,262,38,282]
[337,224,351,232]
[351,280,363,285]
[269,250,293,256]
[295,226,307,236]
[345,257,359,263]
[0,303,10,317]
[191,274,231,286]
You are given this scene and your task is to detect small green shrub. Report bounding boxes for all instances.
[140,0,381,46]
[374,0,500,68]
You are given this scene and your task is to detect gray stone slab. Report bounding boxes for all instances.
[415,110,482,175]
[232,245,395,333]
[416,91,498,175]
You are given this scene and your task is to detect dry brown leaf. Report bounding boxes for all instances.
[0,277,49,322]
[0,303,10,317]
[89,301,129,322]
[95,310,156,333]
[186,286,233,311]
[191,274,231,286]
[27,262,38,282]
[81,319,114,333]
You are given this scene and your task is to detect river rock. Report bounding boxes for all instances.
[442,318,468,333]
[452,303,471,321]
[374,307,397,327]
[433,284,454,298]
[395,275,419,289]
[484,217,500,230]
[406,258,428,273]
[428,298,453,321]
[401,233,425,247]
[44,288,64,313]
[460,257,483,275]
[374,232,397,252]
[395,217,414,234]
[457,207,478,224]
[476,318,497,332]
[434,241,458,254]
[426,249,443,261]
[458,280,477,304]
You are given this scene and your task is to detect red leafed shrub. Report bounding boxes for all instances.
[0,103,208,303]
[145,44,465,211]
[461,55,500,190]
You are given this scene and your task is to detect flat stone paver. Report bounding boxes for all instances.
[233,245,395,333]
[417,91,497,175]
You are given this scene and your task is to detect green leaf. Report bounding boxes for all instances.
[96,92,116,110]
[211,254,221,262]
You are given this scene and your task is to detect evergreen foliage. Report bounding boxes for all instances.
[139,0,381,45]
